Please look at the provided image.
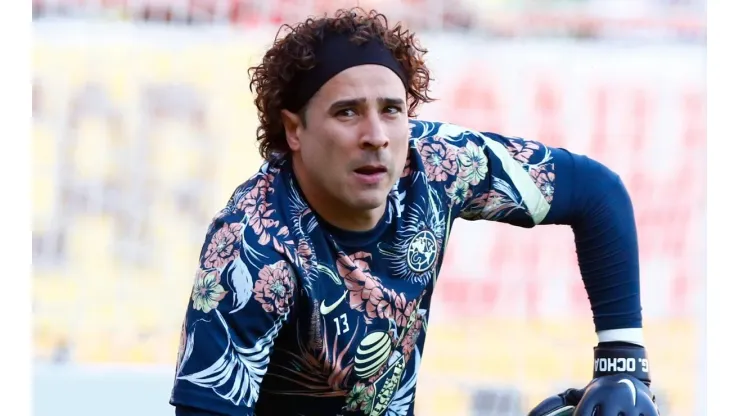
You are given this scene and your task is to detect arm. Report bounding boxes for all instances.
[410,120,642,339]
[169,206,297,415]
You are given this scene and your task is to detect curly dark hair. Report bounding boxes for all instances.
[247,8,434,161]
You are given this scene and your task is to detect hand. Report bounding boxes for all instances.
[573,374,659,416]
[529,375,659,416]
[527,387,583,416]
[529,342,659,416]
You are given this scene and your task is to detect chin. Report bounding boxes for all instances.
[346,191,389,211]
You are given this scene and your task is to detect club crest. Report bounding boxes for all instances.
[406,230,438,273]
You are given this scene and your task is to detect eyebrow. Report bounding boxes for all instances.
[328,97,406,112]
[328,98,366,112]
[380,97,405,107]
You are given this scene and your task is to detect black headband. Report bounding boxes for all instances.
[284,31,409,112]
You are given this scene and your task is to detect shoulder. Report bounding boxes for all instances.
[405,119,499,166]
[403,119,495,181]
[193,160,305,315]
[405,119,554,167]
[206,159,300,264]
[407,119,491,141]
[214,160,285,220]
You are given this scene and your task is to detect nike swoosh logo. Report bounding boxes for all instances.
[618,378,637,406]
[542,406,575,416]
[320,290,348,315]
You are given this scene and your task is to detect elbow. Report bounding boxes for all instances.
[571,155,635,229]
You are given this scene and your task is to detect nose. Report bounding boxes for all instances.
[359,113,390,150]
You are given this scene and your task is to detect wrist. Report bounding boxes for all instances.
[596,328,644,346]
[593,342,651,386]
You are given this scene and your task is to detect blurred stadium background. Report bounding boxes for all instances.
[31,0,706,415]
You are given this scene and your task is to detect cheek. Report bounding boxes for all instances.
[390,126,410,164]
[303,128,348,175]
[303,128,334,159]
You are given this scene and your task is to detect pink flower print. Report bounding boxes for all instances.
[336,252,385,321]
[203,223,243,269]
[236,174,275,216]
[237,187,258,215]
[401,315,423,358]
[254,261,295,315]
[235,175,291,249]
[336,252,421,328]
[419,138,458,182]
[529,165,556,203]
[506,140,540,164]
[367,286,394,323]
[248,202,279,245]
[191,269,227,313]
[270,225,293,255]
[392,293,417,329]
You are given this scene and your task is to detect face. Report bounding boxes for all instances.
[282,64,410,229]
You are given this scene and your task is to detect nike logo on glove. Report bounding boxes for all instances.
[617,379,637,406]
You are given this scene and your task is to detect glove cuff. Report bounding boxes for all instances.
[593,343,651,386]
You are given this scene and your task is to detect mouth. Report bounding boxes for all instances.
[353,165,388,176]
[353,165,388,185]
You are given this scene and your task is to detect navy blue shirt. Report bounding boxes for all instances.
[169,120,642,415]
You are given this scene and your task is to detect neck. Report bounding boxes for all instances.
[291,159,386,232]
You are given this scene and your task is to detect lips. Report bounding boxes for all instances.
[354,165,387,175]
[353,165,387,186]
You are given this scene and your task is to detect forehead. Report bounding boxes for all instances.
[312,65,406,103]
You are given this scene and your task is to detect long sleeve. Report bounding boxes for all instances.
[169,204,297,415]
[408,120,642,334]
[541,149,642,333]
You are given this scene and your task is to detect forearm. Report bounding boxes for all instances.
[543,150,643,342]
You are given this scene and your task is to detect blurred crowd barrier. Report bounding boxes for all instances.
[32,0,706,40]
[32,20,705,416]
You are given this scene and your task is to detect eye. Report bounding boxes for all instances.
[384,105,403,115]
[335,108,357,118]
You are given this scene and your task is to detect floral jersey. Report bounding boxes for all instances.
[170,120,561,416]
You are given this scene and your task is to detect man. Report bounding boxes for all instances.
[169,8,659,416]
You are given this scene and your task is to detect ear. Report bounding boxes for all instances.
[281,109,303,152]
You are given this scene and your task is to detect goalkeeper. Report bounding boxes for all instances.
[169,8,659,416]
